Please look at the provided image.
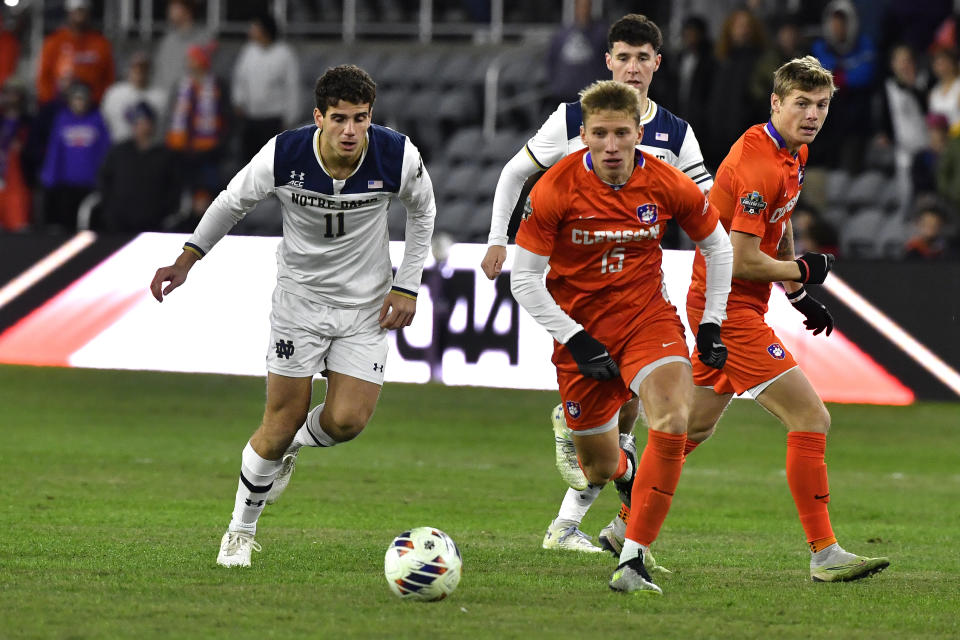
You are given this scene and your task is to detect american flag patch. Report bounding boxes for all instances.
[655,132,669,141]
[368,180,383,189]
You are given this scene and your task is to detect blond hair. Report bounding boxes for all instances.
[579,80,642,125]
[773,55,836,98]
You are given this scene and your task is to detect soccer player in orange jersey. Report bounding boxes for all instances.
[512,80,733,594]
[685,56,890,582]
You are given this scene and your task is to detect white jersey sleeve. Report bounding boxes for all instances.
[393,138,436,296]
[186,136,276,256]
[510,246,582,343]
[678,125,713,193]
[487,103,571,247]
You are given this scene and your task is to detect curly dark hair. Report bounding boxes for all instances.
[314,64,377,113]
[607,13,663,53]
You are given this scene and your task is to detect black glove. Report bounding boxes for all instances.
[696,322,727,370]
[794,252,835,284]
[786,287,834,336]
[565,330,620,380]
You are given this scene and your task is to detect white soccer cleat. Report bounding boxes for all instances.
[810,544,889,582]
[265,446,300,505]
[609,551,663,595]
[216,530,262,568]
[598,517,672,574]
[551,404,588,491]
[542,519,605,553]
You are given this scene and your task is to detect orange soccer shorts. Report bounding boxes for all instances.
[557,300,691,432]
[687,306,797,395]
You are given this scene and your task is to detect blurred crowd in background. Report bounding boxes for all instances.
[0,0,958,261]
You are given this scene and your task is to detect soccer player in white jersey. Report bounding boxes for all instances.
[149,65,436,567]
[481,14,714,557]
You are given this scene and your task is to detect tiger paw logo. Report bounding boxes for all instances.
[767,343,786,360]
[636,203,658,225]
[565,401,581,419]
[739,191,767,215]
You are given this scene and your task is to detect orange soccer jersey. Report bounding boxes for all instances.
[687,121,808,394]
[688,121,808,317]
[516,149,717,426]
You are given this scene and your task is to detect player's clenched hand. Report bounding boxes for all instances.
[787,288,834,336]
[564,330,620,380]
[794,252,835,284]
[379,292,416,330]
[696,322,728,370]
[150,265,189,302]
[481,245,506,280]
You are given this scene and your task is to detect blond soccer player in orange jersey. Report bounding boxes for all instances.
[511,80,733,594]
[685,56,889,583]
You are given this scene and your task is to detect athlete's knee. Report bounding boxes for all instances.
[645,404,689,436]
[581,459,617,486]
[321,403,374,442]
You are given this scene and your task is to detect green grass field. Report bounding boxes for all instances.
[1,364,958,639]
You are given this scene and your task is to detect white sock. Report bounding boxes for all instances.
[811,542,855,566]
[555,484,602,525]
[293,404,337,448]
[228,442,283,535]
[619,538,648,566]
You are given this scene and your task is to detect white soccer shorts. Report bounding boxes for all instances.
[266,287,388,384]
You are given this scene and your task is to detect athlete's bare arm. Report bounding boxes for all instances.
[730,230,803,283]
[776,220,803,295]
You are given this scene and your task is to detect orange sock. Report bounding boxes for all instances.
[786,431,835,547]
[610,447,629,481]
[617,503,630,523]
[684,439,699,456]
[624,429,686,547]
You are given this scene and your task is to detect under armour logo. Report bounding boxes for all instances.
[373,362,384,372]
[245,498,265,507]
[275,339,295,359]
[288,170,305,187]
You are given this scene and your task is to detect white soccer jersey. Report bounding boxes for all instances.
[186,124,436,308]
[488,99,712,246]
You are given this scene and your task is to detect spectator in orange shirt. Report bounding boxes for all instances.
[0,80,31,232]
[36,0,115,106]
[0,11,20,88]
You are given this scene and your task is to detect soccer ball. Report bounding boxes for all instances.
[384,527,462,601]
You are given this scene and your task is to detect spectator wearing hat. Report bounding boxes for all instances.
[154,0,213,95]
[36,0,114,106]
[98,102,181,232]
[0,80,31,232]
[101,51,167,144]
[166,44,229,225]
[231,12,301,162]
[40,81,111,231]
[928,47,960,135]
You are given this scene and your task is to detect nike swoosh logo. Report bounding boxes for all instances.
[712,342,725,349]
[814,493,830,500]
[661,342,676,347]
[588,351,610,362]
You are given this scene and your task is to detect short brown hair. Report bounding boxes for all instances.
[314,64,377,113]
[580,80,642,126]
[773,55,836,98]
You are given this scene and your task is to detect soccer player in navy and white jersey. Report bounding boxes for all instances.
[481,13,713,558]
[150,65,436,567]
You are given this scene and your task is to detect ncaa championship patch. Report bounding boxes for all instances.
[636,203,658,224]
[767,343,786,360]
[565,401,582,419]
[739,191,767,215]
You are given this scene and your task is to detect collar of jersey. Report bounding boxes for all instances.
[639,98,657,126]
[763,120,799,159]
[313,126,369,180]
[583,149,644,188]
